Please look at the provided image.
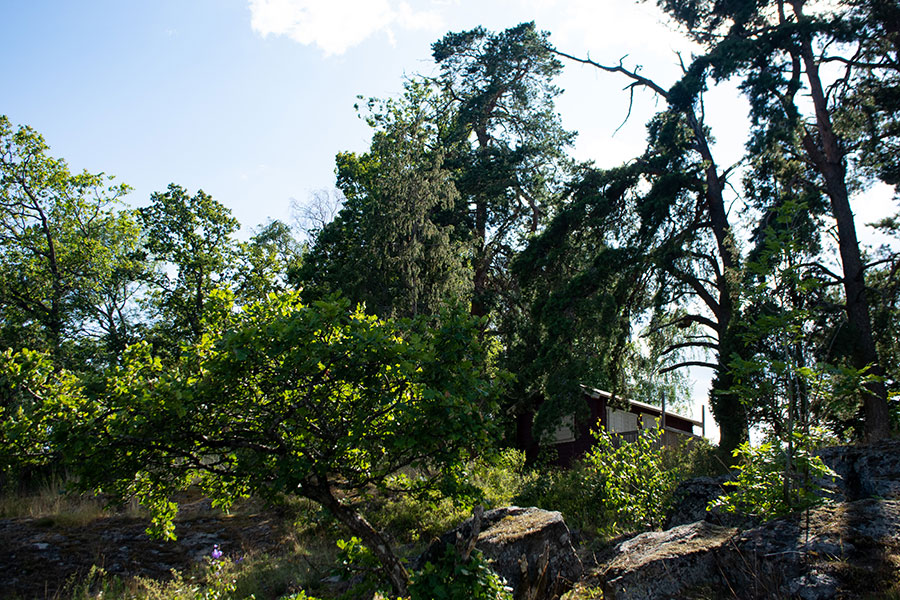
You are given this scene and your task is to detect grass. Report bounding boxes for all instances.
[0,471,144,527]
[0,454,536,600]
[58,530,342,600]
[0,446,721,600]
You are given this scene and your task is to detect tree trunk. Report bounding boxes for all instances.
[687,110,750,457]
[471,129,491,319]
[306,481,410,597]
[792,15,891,441]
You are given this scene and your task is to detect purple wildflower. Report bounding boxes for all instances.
[211,544,223,560]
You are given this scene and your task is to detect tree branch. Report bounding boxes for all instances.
[658,360,720,374]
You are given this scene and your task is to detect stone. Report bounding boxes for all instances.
[417,506,583,600]
[664,476,725,528]
[818,440,900,501]
[785,571,839,600]
[577,497,900,599]
[665,474,760,531]
[717,498,900,598]
[664,440,900,535]
[600,520,737,600]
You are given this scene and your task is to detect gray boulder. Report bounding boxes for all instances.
[718,498,900,598]
[664,476,726,528]
[600,521,737,600]
[665,440,900,532]
[818,440,900,500]
[664,475,759,530]
[417,506,582,600]
[583,498,900,599]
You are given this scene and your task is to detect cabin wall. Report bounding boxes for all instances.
[516,392,698,467]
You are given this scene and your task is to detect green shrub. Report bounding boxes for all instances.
[660,436,722,479]
[466,449,533,509]
[370,449,534,547]
[711,431,838,520]
[409,544,512,600]
[583,427,678,532]
[514,462,609,533]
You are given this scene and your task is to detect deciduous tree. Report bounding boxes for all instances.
[0,115,136,369]
[0,292,501,596]
[138,184,238,349]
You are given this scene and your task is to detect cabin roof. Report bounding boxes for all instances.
[581,385,704,427]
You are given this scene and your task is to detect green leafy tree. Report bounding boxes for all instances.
[0,291,502,597]
[232,219,304,306]
[0,115,137,369]
[299,81,469,319]
[138,184,239,348]
[655,0,894,440]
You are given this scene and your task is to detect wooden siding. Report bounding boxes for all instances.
[516,390,702,467]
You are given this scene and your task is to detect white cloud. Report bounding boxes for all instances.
[508,0,697,66]
[248,0,444,56]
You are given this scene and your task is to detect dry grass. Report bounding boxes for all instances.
[0,472,144,527]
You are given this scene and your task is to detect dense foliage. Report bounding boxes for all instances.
[1,293,502,595]
[712,432,838,520]
[1,3,900,597]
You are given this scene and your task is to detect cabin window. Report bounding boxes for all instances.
[545,414,576,443]
[606,408,638,433]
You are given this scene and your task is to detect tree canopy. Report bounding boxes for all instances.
[2,5,900,591]
[1,292,502,595]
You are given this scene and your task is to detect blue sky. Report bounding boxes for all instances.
[2,1,711,231]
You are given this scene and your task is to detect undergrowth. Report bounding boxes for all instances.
[0,470,143,526]
[3,442,720,599]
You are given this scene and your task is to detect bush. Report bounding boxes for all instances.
[369,449,533,547]
[514,429,689,535]
[711,431,838,520]
[409,544,512,600]
[514,462,609,533]
[583,427,679,532]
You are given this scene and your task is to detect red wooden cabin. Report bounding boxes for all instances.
[516,386,705,466]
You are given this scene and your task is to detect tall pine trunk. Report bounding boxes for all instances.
[792,8,890,440]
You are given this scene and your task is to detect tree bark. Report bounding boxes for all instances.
[306,481,410,596]
[791,3,891,440]
[548,48,751,456]
[686,110,750,457]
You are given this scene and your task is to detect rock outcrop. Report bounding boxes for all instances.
[665,440,900,532]
[573,441,900,599]
[664,475,759,530]
[573,499,900,600]
[817,440,900,501]
[418,506,582,600]
[601,521,737,599]
[719,498,900,599]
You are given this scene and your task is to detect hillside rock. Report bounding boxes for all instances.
[664,476,724,528]
[665,440,900,531]
[601,521,737,600]
[719,498,900,598]
[0,510,287,599]
[664,475,759,530]
[575,441,900,599]
[575,498,900,599]
[417,506,582,600]
[817,440,900,501]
